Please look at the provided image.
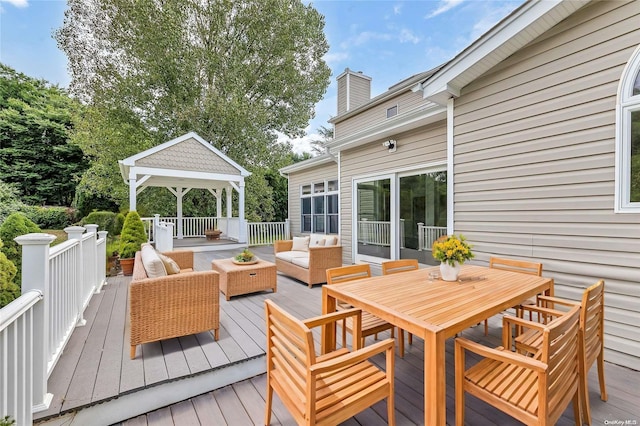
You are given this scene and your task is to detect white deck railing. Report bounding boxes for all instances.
[0,226,107,426]
[247,220,290,246]
[357,219,391,246]
[417,224,448,251]
[142,216,289,247]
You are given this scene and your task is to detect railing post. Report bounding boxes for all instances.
[85,225,99,295]
[285,219,291,239]
[418,222,424,251]
[64,226,87,326]
[15,233,56,413]
[97,231,108,290]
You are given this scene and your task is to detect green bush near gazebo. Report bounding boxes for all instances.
[118,211,147,276]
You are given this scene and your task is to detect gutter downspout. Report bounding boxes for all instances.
[447,97,455,234]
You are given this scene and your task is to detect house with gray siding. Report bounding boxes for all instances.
[280,0,639,371]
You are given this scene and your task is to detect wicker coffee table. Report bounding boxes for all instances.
[212,258,277,300]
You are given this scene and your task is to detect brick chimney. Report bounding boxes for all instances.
[336,68,371,116]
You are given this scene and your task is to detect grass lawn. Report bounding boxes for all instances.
[43,229,68,246]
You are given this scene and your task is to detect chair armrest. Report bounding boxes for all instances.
[310,338,394,375]
[274,240,293,253]
[308,245,343,268]
[455,337,547,372]
[520,305,565,318]
[502,314,551,350]
[303,308,362,329]
[536,295,578,309]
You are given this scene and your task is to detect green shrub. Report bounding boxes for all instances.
[0,238,19,308]
[0,213,41,286]
[21,206,77,229]
[114,213,125,236]
[0,415,16,426]
[82,211,122,236]
[119,211,147,259]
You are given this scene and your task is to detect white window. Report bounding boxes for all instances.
[616,44,640,212]
[386,105,398,118]
[300,180,339,234]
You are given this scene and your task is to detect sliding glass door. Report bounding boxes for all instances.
[354,170,446,264]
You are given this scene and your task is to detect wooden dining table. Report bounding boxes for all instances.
[321,264,554,426]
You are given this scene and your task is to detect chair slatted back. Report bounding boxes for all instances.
[326,264,371,285]
[582,280,605,367]
[265,299,314,421]
[381,259,419,275]
[541,304,581,421]
[489,257,543,276]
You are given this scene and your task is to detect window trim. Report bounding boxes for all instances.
[615,44,640,213]
[300,179,339,234]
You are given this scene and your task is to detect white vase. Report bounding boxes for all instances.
[440,261,461,281]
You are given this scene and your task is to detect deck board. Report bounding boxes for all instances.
[35,245,640,425]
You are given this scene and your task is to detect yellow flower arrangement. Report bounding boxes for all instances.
[432,234,474,266]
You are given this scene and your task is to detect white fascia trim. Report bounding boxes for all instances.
[417,0,589,102]
[328,103,446,153]
[128,166,244,184]
[279,153,336,175]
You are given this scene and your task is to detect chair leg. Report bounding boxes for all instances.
[598,351,608,401]
[580,358,592,426]
[265,380,273,425]
[572,387,581,426]
[398,329,405,358]
[408,333,413,345]
[130,345,137,359]
[484,319,488,336]
[455,344,465,426]
[341,321,347,348]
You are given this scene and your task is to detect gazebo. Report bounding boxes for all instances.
[118,132,251,243]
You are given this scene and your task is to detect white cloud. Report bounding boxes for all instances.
[469,3,519,40]
[399,28,420,44]
[324,51,349,66]
[277,131,321,156]
[0,0,28,7]
[343,31,392,49]
[393,4,402,15]
[425,0,464,19]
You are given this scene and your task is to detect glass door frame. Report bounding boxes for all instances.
[352,173,396,264]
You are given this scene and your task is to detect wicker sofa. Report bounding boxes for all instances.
[129,248,220,359]
[274,235,342,288]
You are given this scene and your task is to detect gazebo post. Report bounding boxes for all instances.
[128,170,137,211]
[239,181,247,243]
[176,187,184,240]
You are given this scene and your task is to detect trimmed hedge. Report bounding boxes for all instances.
[21,205,77,229]
[0,213,40,303]
[0,238,19,308]
[81,211,125,236]
[119,211,147,259]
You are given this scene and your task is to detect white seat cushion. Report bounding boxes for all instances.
[291,256,310,269]
[140,243,167,278]
[275,251,310,263]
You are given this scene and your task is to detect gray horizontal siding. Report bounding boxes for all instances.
[453,0,640,370]
[335,90,427,140]
[340,122,447,264]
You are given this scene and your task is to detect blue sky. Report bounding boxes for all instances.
[0,0,525,154]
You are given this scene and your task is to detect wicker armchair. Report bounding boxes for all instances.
[129,250,220,359]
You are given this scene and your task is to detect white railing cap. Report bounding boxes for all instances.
[14,233,57,245]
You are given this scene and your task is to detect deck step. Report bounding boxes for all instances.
[34,354,266,426]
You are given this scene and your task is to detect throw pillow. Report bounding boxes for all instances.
[309,234,326,248]
[158,252,181,275]
[140,244,167,278]
[324,236,338,246]
[291,236,310,252]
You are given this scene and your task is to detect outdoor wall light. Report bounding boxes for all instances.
[382,139,397,152]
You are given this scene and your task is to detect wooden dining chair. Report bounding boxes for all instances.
[455,304,582,426]
[381,259,419,351]
[516,280,606,426]
[484,256,544,335]
[264,300,396,426]
[326,264,401,355]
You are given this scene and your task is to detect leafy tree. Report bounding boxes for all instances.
[0,238,19,308]
[310,125,334,155]
[0,64,88,206]
[0,180,25,224]
[56,0,331,219]
[0,212,41,287]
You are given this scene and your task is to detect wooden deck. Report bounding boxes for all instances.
[34,246,640,425]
